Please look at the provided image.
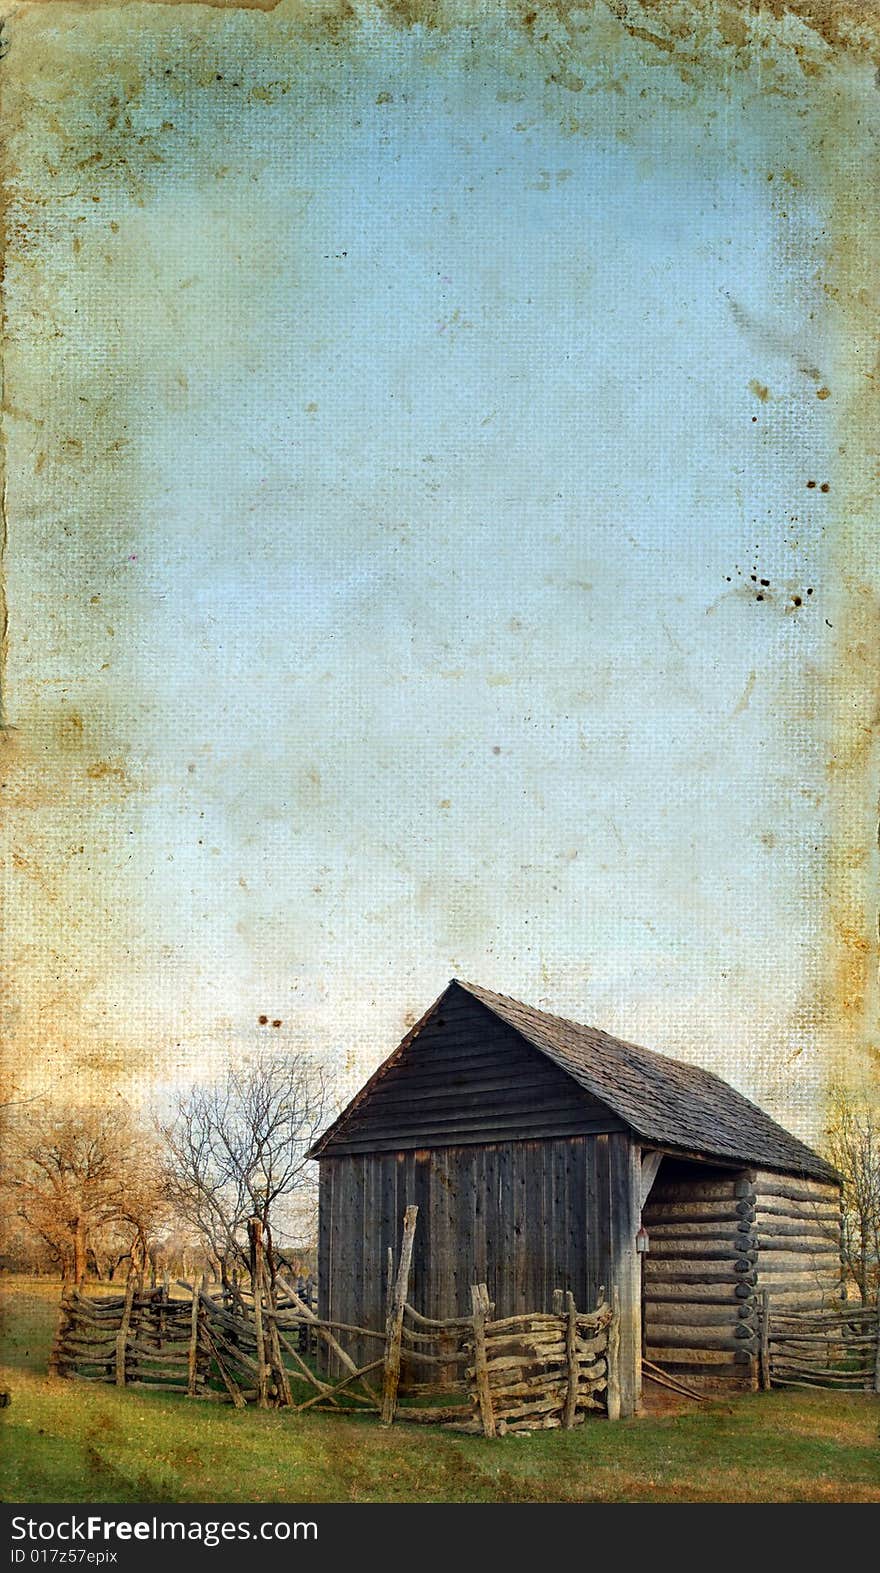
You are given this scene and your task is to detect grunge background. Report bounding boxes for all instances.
[2,0,878,1139]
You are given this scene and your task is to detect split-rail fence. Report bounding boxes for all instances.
[49,1207,619,1437]
[758,1291,880,1394]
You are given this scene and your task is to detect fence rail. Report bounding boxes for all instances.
[48,1206,618,1437]
[758,1291,880,1394]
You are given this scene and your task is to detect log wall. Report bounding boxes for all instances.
[752,1169,842,1311]
[318,1129,642,1416]
[641,1163,758,1385]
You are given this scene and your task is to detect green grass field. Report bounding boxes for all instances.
[1,1276,878,1503]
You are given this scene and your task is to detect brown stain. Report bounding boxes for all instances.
[4,0,879,56]
[84,759,127,783]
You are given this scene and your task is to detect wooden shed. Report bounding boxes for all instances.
[308,980,841,1415]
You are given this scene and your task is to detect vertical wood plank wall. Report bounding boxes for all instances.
[318,1130,642,1415]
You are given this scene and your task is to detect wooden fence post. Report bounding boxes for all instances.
[187,1273,203,1397]
[380,1204,418,1426]
[874,1290,880,1396]
[470,1283,496,1439]
[563,1290,578,1430]
[759,1289,772,1392]
[260,1260,293,1407]
[606,1286,621,1421]
[115,1275,136,1388]
[249,1218,270,1408]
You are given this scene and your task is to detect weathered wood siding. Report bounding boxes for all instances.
[752,1169,842,1312]
[318,1129,642,1416]
[318,987,624,1154]
[641,1163,759,1385]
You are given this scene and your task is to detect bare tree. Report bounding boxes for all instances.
[824,1086,880,1304]
[160,1053,327,1287]
[3,1102,166,1286]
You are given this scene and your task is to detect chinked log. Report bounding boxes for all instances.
[644,1329,756,1352]
[645,1345,753,1365]
[753,1179,840,1205]
[642,1282,755,1303]
[647,1179,750,1203]
[644,1204,754,1227]
[655,1323,755,1344]
[648,1243,757,1263]
[761,1298,838,1315]
[757,1239,840,1256]
[757,1256,841,1275]
[645,1302,754,1326]
[645,1222,754,1242]
[644,1261,756,1281]
[755,1202,840,1223]
[754,1220,839,1241]
[763,1284,843,1299]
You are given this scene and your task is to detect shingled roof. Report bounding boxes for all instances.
[452,981,837,1182]
[311,979,837,1182]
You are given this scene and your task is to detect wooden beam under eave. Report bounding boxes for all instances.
[640,1150,664,1211]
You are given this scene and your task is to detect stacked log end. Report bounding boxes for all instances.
[642,1171,759,1384]
[643,1166,843,1388]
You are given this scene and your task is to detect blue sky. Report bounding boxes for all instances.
[3,5,863,1142]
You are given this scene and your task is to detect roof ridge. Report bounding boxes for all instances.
[456,976,709,1076]
[453,978,836,1181]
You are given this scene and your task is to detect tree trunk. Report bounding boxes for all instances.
[264,1219,277,1291]
[72,1220,88,1288]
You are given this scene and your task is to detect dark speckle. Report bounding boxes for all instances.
[759,579,770,587]
[756,594,764,602]
[807,587,814,596]
[793,596,802,607]
[258,1014,268,1025]
[492,746,501,755]
[272,1019,282,1028]
[820,482,829,493]
[806,480,816,488]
